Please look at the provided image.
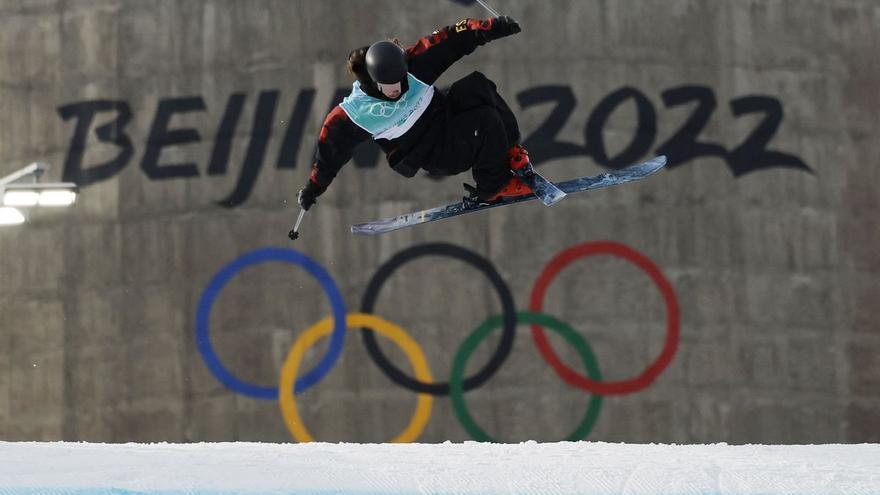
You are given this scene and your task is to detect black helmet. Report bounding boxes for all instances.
[365,41,407,84]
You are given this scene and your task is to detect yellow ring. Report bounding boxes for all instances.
[279,313,434,442]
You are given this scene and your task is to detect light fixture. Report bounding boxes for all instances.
[2,189,39,207]
[0,207,25,225]
[2,183,78,207]
[0,162,78,226]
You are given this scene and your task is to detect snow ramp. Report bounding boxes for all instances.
[2,441,879,494]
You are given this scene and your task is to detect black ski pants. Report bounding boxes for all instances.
[427,71,521,197]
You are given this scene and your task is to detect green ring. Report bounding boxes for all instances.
[450,311,603,442]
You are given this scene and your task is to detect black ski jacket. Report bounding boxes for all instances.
[307,18,513,190]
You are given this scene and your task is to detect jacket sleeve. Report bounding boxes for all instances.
[406,18,505,85]
[308,105,371,190]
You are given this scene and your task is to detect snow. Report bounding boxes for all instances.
[2,441,879,494]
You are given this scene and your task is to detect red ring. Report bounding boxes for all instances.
[529,241,680,395]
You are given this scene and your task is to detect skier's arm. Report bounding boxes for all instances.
[297,106,370,210]
[406,16,521,84]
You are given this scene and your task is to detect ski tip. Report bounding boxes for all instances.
[351,222,407,235]
[637,155,667,175]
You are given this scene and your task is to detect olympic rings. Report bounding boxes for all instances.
[196,241,680,442]
[360,243,517,396]
[450,312,603,442]
[366,96,406,118]
[279,313,433,443]
[196,247,347,399]
[529,241,680,395]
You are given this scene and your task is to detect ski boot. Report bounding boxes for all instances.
[463,145,534,206]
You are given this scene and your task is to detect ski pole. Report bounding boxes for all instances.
[474,0,501,18]
[288,207,306,241]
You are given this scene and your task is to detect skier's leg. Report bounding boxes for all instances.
[468,106,515,200]
[460,105,536,202]
[491,86,521,146]
[431,104,511,196]
[447,71,521,145]
[439,72,534,201]
[436,105,532,202]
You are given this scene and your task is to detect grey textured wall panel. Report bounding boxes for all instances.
[0,0,877,444]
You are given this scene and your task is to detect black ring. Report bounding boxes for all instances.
[360,243,517,395]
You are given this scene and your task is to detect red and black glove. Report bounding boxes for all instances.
[297,180,326,211]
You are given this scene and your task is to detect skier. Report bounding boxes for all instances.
[296,16,534,213]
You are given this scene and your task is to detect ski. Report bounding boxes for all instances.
[350,155,666,236]
[517,164,566,206]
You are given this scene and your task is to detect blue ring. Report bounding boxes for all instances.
[196,247,347,399]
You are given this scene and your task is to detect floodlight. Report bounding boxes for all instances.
[38,189,78,206]
[2,189,39,207]
[2,183,78,207]
[0,162,79,226]
[0,207,25,225]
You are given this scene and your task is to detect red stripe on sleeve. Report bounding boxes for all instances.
[309,165,321,185]
[320,106,350,142]
[406,30,450,57]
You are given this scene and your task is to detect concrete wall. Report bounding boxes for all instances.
[0,0,877,444]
